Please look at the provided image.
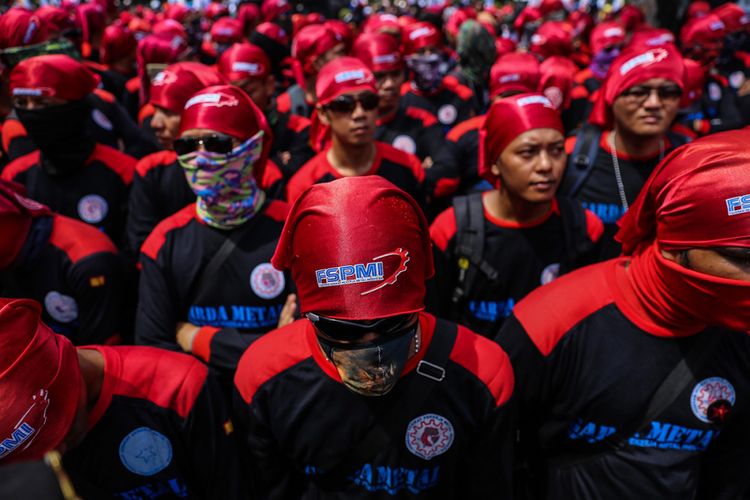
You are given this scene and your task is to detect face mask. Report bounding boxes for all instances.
[15,100,95,176]
[406,53,449,92]
[591,47,621,79]
[178,131,265,230]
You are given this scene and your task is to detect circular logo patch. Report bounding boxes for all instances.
[392,135,417,155]
[250,263,285,300]
[77,194,108,224]
[690,377,736,424]
[708,82,722,101]
[437,104,457,125]
[44,291,78,323]
[405,413,454,460]
[91,108,113,131]
[729,71,746,90]
[540,263,561,285]
[119,427,173,476]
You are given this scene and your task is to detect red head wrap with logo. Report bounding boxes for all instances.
[489,52,541,98]
[10,54,99,101]
[292,24,340,76]
[402,22,443,55]
[218,43,271,82]
[101,23,137,65]
[0,8,50,50]
[150,62,226,114]
[589,21,625,54]
[351,33,404,73]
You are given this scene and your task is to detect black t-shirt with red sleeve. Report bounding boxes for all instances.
[400,76,478,133]
[375,103,444,161]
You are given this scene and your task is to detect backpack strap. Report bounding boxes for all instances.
[557,197,595,274]
[287,84,309,117]
[560,124,602,198]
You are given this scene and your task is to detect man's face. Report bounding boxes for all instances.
[313,43,347,73]
[318,91,379,146]
[234,75,275,112]
[665,247,750,282]
[12,94,67,110]
[151,106,182,150]
[612,78,682,137]
[373,68,405,115]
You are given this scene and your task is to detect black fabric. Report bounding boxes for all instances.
[375,103,444,161]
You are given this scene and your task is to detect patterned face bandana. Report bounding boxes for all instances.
[406,53,450,92]
[178,131,266,229]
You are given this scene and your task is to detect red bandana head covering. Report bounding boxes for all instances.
[445,8,476,40]
[315,56,377,107]
[539,55,579,110]
[513,6,541,33]
[589,21,626,54]
[35,6,76,36]
[0,8,50,50]
[0,180,51,269]
[272,176,433,320]
[0,298,81,464]
[218,43,271,82]
[136,33,190,105]
[681,58,706,106]
[618,4,646,32]
[153,19,188,41]
[75,3,106,46]
[292,13,324,37]
[589,43,685,128]
[204,2,229,21]
[10,55,99,101]
[261,0,292,23]
[165,3,191,23]
[687,1,712,20]
[616,130,750,333]
[179,85,272,180]
[362,13,402,37]
[254,21,289,46]
[529,21,574,59]
[325,20,354,52]
[629,28,676,49]
[402,22,443,55]
[479,93,563,187]
[351,33,404,73]
[489,52,541,98]
[713,3,750,33]
[210,17,244,46]
[100,24,137,66]
[292,24,341,76]
[150,62,226,114]
[495,37,517,57]
[238,3,260,33]
[680,14,726,50]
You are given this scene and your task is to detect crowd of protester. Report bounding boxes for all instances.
[1,0,750,498]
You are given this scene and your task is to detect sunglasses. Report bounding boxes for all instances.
[306,312,417,343]
[619,85,683,105]
[324,92,380,114]
[174,134,235,156]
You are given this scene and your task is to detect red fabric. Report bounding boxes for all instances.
[0,8,50,50]
[165,3,191,23]
[713,3,750,33]
[261,0,292,22]
[589,43,685,128]
[100,23,137,65]
[494,37,517,57]
[291,24,340,76]
[35,6,75,35]
[530,21,574,59]
[10,54,99,101]
[315,56,377,107]
[513,6,541,33]
[479,93,563,187]
[152,19,187,41]
[539,55,579,110]
[291,13,324,37]
[255,21,289,46]
[0,298,81,464]
[445,8,476,39]
[589,21,625,54]
[204,2,228,20]
[618,4,646,32]
[136,34,190,105]
[238,3,260,34]
[49,215,116,264]
[680,14,726,49]
[272,176,433,320]
[75,3,106,48]
[210,17,243,46]
[682,58,706,106]
[687,1,712,20]
[402,22,443,55]
[150,62,226,114]
[362,13,402,36]
[325,20,354,52]
[489,52,540,98]
[218,43,271,82]
[0,180,50,268]
[179,85,272,181]
[351,33,404,73]
[629,28,675,48]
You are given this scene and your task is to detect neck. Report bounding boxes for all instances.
[485,189,553,224]
[327,138,377,176]
[77,349,105,412]
[304,77,316,106]
[611,127,663,158]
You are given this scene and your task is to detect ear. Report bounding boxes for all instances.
[490,156,503,178]
[317,107,331,126]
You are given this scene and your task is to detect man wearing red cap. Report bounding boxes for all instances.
[0,297,245,498]
[351,33,444,165]
[0,180,126,345]
[1,55,136,246]
[495,129,750,498]
[234,176,515,497]
[218,42,315,178]
[136,85,294,375]
[287,57,425,206]
[561,43,690,259]
[429,94,602,337]
[400,21,478,132]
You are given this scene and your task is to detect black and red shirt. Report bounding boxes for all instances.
[0,214,125,345]
[136,200,293,373]
[64,345,246,499]
[286,141,425,205]
[375,103,444,161]
[400,76,478,133]
[428,195,603,336]
[2,144,136,246]
[494,259,750,499]
[233,313,515,498]
[267,106,316,179]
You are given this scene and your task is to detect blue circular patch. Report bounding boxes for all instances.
[119,427,173,476]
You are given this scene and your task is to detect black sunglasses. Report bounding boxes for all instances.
[174,134,234,156]
[306,312,417,342]
[619,85,683,104]
[324,92,380,114]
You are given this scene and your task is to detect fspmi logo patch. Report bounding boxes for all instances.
[392,135,417,155]
[119,427,173,476]
[726,194,750,216]
[0,389,50,460]
[405,414,454,460]
[44,291,78,323]
[78,194,109,224]
[250,263,285,300]
[437,104,457,125]
[690,377,736,424]
[315,248,410,296]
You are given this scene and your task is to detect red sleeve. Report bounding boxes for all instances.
[89,144,137,185]
[584,209,604,243]
[285,155,324,205]
[1,119,26,153]
[564,136,577,155]
[140,204,196,261]
[429,206,457,252]
[276,92,291,114]
[135,150,178,177]
[49,215,117,263]
[404,106,438,127]
[1,151,40,181]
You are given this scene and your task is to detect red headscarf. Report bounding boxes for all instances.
[687,1,712,20]
[539,55,579,110]
[291,24,341,76]
[589,21,625,54]
[204,2,229,21]
[495,37,517,57]
[0,298,81,464]
[210,17,244,47]
[325,20,354,52]
[681,58,706,107]
[529,21,574,58]
[680,14,726,50]
[35,6,76,36]
[713,3,750,33]
[0,8,50,50]
[238,3,260,34]
[152,19,187,41]
[479,93,564,187]
[402,22,443,55]
[75,3,106,58]
[589,43,685,128]
[179,85,272,181]
[362,13,402,37]
[10,55,99,101]
[136,33,190,105]
[255,21,289,46]
[489,52,541,98]
[165,3,191,23]
[0,180,51,269]
[271,176,433,320]
[616,129,750,333]
[150,62,226,114]
[351,33,404,73]
[101,23,137,66]
[261,0,292,23]
[218,43,271,82]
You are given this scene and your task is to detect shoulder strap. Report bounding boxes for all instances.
[189,228,246,302]
[557,197,594,274]
[560,124,602,198]
[287,84,309,117]
[315,319,459,479]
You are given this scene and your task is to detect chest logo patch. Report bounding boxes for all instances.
[437,104,457,125]
[708,82,722,102]
[250,263,285,300]
[44,291,78,323]
[77,194,109,224]
[690,377,736,424]
[392,135,417,155]
[119,427,173,476]
[405,413,454,460]
[540,263,561,285]
[91,108,113,131]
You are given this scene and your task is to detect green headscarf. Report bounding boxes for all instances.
[456,20,497,85]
